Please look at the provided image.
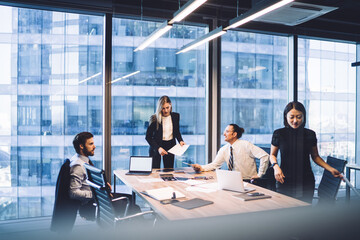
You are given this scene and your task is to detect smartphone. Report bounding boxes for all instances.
[247,192,264,196]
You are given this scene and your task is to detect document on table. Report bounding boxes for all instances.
[141,187,185,201]
[168,144,190,156]
[137,178,164,183]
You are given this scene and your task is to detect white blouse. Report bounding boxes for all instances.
[162,115,173,141]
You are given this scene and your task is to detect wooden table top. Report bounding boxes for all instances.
[114,168,310,221]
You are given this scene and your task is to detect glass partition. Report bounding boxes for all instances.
[111,19,207,173]
[0,6,104,220]
[298,38,356,183]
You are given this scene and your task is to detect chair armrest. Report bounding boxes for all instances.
[115,210,154,222]
[112,196,129,202]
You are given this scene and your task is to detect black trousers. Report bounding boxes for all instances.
[150,139,176,169]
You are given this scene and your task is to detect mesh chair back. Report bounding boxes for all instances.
[318,156,347,201]
[84,164,116,227]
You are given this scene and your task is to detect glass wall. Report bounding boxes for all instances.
[298,38,356,183]
[0,6,104,220]
[111,19,207,173]
[220,31,289,147]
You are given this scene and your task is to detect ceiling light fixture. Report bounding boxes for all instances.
[134,0,207,52]
[134,21,173,52]
[79,72,102,84]
[176,27,226,54]
[224,0,294,30]
[169,0,207,24]
[111,71,140,84]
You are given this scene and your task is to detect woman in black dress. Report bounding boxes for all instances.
[270,101,341,203]
[145,96,185,169]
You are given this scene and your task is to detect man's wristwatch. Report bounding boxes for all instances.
[271,162,278,168]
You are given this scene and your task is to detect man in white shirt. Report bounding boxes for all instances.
[192,124,269,180]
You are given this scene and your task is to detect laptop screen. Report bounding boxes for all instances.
[129,156,152,172]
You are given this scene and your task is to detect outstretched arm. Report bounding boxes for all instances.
[310,146,342,178]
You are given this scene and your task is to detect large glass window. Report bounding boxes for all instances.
[0,6,104,220]
[111,19,207,173]
[298,39,356,183]
[221,31,289,147]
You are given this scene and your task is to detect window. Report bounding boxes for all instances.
[111,19,207,173]
[0,6,104,220]
[298,38,356,183]
[221,31,289,146]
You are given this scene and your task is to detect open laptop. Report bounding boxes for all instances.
[216,169,255,193]
[125,156,153,175]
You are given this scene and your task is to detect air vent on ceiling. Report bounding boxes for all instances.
[253,2,338,26]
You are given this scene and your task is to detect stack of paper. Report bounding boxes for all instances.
[142,187,185,201]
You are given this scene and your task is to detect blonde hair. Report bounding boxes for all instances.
[151,96,172,128]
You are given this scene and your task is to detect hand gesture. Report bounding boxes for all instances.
[274,165,285,184]
[158,147,168,156]
[192,164,203,172]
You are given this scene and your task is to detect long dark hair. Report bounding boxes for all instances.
[283,101,306,127]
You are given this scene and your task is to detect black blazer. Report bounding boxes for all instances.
[50,159,80,232]
[145,112,184,151]
[51,159,95,232]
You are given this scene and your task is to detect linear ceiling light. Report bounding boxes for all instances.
[111,71,140,84]
[134,0,207,52]
[176,27,226,54]
[134,21,172,52]
[224,0,294,30]
[168,0,207,24]
[79,72,102,84]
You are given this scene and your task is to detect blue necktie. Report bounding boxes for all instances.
[228,146,234,171]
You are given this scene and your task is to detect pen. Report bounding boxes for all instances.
[182,162,192,166]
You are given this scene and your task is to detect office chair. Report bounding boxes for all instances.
[254,147,276,191]
[84,164,153,228]
[315,156,347,204]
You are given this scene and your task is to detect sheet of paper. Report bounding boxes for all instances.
[144,187,185,201]
[181,179,206,185]
[197,182,220,190]
[185,186,217,193]
[137,178,164,183]
[168,144,190,156]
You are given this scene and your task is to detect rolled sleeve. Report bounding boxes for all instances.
[202,146,227,171]
[248,142,270,178]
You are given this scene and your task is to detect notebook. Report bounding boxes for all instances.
[233,193,272,201]
[216,169,256,193]
[141,187,185,201]
[125,156,153,175]
[171,198,214,210]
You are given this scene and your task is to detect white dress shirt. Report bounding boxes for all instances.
[202,139,269,179]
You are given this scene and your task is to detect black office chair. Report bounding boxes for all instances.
[84,164,153,228]
[315,156,347,204]
[254,147,276,191]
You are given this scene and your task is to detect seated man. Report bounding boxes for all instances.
[70,132,139,217]
[192,124,269,180]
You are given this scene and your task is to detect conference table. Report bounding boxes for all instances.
[113,168,310,221]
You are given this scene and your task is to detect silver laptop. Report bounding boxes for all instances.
[126,156,153,175]
[216,169,255,193]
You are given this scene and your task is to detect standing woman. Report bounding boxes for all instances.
[270,101,341,203]
[146,96,185,169]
